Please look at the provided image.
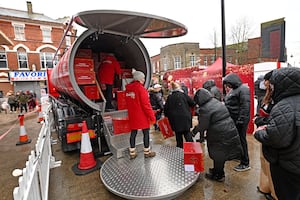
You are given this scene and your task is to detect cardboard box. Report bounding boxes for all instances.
[116,91,127,110]
[121,68,133,78]
[157,117,174,139]
[74,71,96,85]
[74,58,94,71]
[81,85,100,100]
[75,49,92,58]
[183,142,204,172]
[112,117,131,134]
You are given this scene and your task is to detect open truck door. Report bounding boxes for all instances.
[49,10,187,154]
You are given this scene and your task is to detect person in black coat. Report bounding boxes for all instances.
[149,84,164,130]
[164,82,195,148]
[254,67,300,200]
[198,79,223,143]
[223,73,251,172]
[254,75,266,116]
[193,88,242,182]
[202,79,222,101]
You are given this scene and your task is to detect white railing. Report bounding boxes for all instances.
[13,104,61,200]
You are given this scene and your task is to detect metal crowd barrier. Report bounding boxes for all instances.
[13,103,61,200]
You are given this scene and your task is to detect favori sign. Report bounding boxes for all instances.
[9,71,47,81]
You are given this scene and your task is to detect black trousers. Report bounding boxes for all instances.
[130,128,150,148]
[175,130,193,148]
[104,84,113,109]
[236,123,249,165]
[270,163,300,200]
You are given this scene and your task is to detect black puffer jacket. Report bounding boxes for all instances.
[254,67,300,175]
[164,89,195,132]
[202,79,222,101]
[193,88,243,161]
[223,73,250,125]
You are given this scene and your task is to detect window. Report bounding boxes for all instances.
[174,56,181,69]
[41,26,52,43]
[66,31,71,47]
[17,52,28,69]
[190,55,196,66]
[0,51,7,69]
[14,24,25,40]
[163,57,168,71]
[210,56,215,64]
[204,56,208,66]
[40,52,58,69]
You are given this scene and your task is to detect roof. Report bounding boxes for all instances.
[0,7,61,24]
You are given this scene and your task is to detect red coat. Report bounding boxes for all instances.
[125,81,155,130]
[98,55,121,84]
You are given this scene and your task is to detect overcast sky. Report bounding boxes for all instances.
[1,0,299,65]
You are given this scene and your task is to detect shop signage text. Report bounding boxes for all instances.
[9,71,47,81]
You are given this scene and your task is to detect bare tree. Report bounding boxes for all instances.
[208,28,219,63]
[229,17,254,64]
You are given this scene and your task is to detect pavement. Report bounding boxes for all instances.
[0,111,268,200]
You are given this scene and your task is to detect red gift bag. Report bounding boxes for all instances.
[157,117,174,139]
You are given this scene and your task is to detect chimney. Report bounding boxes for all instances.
[26,1,33,14]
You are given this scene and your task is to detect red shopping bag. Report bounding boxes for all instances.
[157,117,174,139]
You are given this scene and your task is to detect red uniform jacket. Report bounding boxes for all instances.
[125,81,155,130]
[98,55,121,84]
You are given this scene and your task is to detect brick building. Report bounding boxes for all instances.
[150,18,285,76]
[0,1,76,98]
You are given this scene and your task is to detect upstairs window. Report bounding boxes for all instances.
[41,26,52,43]
[190,55,196,66]
[174,55,181,69]
[66,31,71,47]
[17,52,28,69]
[14,24,25,40]
[40,52,58,69]
[0,51,8,69]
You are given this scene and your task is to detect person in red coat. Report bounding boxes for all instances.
[98,53,121,110]
[125,70,156,159]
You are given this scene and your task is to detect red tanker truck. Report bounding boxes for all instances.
[48,10,187,155]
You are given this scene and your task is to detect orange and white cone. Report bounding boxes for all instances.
[72,120,102,175]
[16,114,31,145]
[37,104,44,123]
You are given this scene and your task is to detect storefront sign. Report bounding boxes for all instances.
[9,71,47,81]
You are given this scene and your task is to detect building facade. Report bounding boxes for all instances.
[0,1,75,99]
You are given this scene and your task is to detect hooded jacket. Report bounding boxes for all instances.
[125,80,155,130]
[254,67,300,175]
[202,79,222,101]
[164,88,195,132]
[193,88,242,161]
[223,73,250,125]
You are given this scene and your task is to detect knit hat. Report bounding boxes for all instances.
[132,70,145,81]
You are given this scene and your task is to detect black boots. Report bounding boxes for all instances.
[205,168,225,182]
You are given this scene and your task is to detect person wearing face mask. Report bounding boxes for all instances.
[254,67,300,200]
[254,71,277,200]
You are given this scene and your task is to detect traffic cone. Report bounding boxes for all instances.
[37,104,44,123]
[16,114,31,145]
[72,120,102,175]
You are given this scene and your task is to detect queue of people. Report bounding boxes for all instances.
[0,90,37,114]
[122,67,300,199]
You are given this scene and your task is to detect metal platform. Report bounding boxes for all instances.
[102,110,146,158]
[100,145,200,200]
